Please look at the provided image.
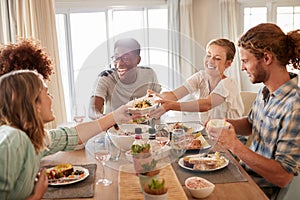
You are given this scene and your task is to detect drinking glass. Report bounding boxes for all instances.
[94,133,112,186]
[88,105,103,120]
[72,104,86,124]
[170,129,186,159]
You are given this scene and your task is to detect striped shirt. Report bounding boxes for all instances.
[242,74,300,188]
[0,125,78,200]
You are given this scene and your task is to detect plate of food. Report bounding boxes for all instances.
[127,94,158,115]
[186,132,211,151]
[166,122,204,134]
[46,164,89,186]
[178,152,229,172]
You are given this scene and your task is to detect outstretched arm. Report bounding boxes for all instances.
[76,105,133,144]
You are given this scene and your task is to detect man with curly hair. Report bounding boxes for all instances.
[0,39,54,80]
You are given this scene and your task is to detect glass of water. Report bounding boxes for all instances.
[170,129,186,159]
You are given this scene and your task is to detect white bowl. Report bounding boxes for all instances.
[185,177,215,198]
[107,124,151,151]
[207,119,230,129]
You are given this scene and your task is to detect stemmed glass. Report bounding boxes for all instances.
[72,104,86,124]
[94,133,112,186]
[170,129,186,159]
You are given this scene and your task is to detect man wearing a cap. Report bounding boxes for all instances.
[89,38,161,116]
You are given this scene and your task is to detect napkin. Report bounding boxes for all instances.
[42,164,96,199]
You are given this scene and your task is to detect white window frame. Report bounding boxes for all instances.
[55,1,168,121]
[238,0,300,34]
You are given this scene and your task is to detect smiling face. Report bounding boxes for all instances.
[113,47,141,83]
[239,48,268,84]
[36,83,55,123]
[204,44,232,78]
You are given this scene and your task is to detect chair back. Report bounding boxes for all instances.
[276,175,300,200]
[240,91,257,116]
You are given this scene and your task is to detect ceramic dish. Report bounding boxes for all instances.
[107,124,151,151]
[178,154,229,172]
[165,122,204,134]
[127,95,158,115]
[186,135,211,151]
[47,166,89,186]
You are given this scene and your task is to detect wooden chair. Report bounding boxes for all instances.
[240,91,257,116]
[240,91,257,147]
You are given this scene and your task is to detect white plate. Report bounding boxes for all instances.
[127,95,158,115]
[47,166,89,186]
[166,122,204,134]
[178,154,229,172]
[186,135,211,151]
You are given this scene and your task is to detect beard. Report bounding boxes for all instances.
[250,60,267,84]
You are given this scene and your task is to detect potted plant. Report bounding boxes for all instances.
[131,143,160,192]
[143,178,168,200]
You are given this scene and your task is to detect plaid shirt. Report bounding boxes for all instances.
[242,74,300,188]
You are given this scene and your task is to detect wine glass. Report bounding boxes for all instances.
[72,104,86,124]
[94,133,112,186]
[170,129,186,159]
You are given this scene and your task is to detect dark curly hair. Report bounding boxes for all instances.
[0,39,54,80]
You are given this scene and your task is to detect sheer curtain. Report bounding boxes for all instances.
[220,0,241,90]
[179,0,197,80]
[168,0,181,89]
[168,0,197,89]
[0,0,66,128]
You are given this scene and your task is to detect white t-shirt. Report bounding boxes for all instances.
[92,66,161,113]
[183,70,244,122]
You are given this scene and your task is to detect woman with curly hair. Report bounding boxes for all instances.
[0,39,54,80]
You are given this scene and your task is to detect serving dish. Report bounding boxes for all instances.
[47,166,89,186]
[186,134,211,151]
[127,95,158,115]
[107,124,151,151]
[185,176,215,198]
[178,153,229,172]
[165,122,204,134]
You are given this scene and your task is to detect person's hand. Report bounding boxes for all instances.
[112,105,134,124]
[206,123,238,150]
[149,103,167,119]
[26,168,48,200]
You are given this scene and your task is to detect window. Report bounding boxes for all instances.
[243,7,267,32]
[55,7,168,121]
[240,1,300,33]
[277,6,300,33]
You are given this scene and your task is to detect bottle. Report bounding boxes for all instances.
[133,127,144,146]
[148,128,160,153]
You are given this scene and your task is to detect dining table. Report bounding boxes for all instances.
[40,112,268,200]
[41,134,269,199]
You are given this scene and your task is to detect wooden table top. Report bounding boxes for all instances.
[41,145,268,200]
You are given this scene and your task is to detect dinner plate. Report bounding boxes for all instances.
[47,166,89,186]
[127,95,158,115]
[166,122,204,134]
[178,154,229,172]
[186,135,211,151]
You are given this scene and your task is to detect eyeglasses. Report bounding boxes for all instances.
[111,53,136,64]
